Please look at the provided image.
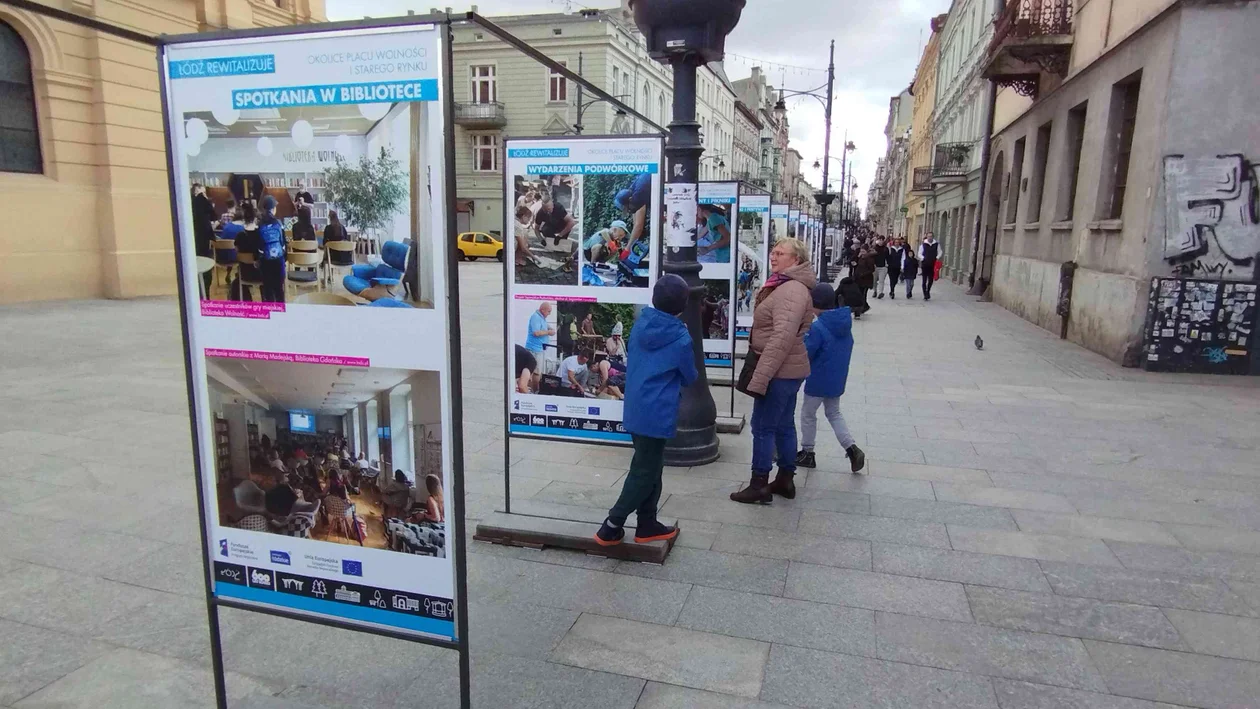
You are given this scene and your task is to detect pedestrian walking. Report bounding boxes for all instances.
[594,274,696,546]
[885,237,902,300]
[796,283,866,474]
[731,237,817,505]
[919,232,940,300]
[855,248,876,307]
[872,238,889,299]
[900,241,920,300]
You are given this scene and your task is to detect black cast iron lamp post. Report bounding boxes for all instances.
[629,0,745,467]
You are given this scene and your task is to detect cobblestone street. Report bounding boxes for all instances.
[2,262,1260,708]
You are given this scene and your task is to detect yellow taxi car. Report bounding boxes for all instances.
[456,232,504,261]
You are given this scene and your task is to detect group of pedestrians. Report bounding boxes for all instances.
[592,237,868,547]
[839,231,943,311]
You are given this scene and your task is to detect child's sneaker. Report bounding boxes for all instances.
[634,519,679,544]
[846,444,866,474]
[795,450,817,468]
[594,519,625,546]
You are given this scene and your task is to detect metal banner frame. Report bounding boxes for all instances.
[155,14,471,709]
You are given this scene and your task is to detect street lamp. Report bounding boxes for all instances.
[630,0,745,467]
[572,52,632,135]
[814,139,855,268]
[776,40,838,281]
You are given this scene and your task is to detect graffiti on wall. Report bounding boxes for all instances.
[1163,154,1259,278]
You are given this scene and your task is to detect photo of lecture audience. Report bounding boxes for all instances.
[207,357,446,557]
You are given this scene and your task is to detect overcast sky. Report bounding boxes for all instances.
[327,0,951,213]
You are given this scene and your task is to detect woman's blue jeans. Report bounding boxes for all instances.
[750,377,804,478]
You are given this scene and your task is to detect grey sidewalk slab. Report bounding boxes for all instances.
[869,495,1019,530]
[612,547,789,596]
[1083,640,1260,709]
[991,679,1187,709]
[469,553,692,625]
[799,509,951,548]
[965,586,1186,650]
[872,543,1053,592]
[634,682,795,709]
[1010,510,1181,547]
[1107,540,1260,583]
[12,648,270,709]
[550,614,770,698]
[675,585,876,657]
[1162,609,1260,662]
[1039,561,1257,617]
[760,643,1000,709]
[948,527,1123,567]
[874,611,1107,691]
[786,562,973,622]
[1163,523,1260,555]
[804,472,937,500]
[933,483,1078,514]
[0,619,113,706]
[711,524,872,570]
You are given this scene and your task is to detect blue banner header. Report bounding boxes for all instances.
[232,79,438,108]
[525,163,658,175]
[171,54,275,79]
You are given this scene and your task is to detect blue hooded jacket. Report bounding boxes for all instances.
[803,307,854,399]
[622,307,698,439]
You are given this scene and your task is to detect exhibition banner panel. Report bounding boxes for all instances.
[699,182,738,367]
[162,24,460,642]
[788,209,800,239]
[735,194,771,338]
[770,204,788,251]
[505,136,664,445]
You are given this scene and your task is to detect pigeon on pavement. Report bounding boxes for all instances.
[975,335,984,350]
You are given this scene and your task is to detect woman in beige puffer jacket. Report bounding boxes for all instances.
[731,237,817,505]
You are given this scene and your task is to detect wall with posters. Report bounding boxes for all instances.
[162,23,459,642]
[505,136,663,444]
[736,194,771,338]
[698,182,738,367]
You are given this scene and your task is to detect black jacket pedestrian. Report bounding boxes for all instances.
[855,253,876,289]
[900,247,920,281]
[886,247,902,279]
[873,245,888,268]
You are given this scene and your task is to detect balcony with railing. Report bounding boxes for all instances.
[910,167,934,195]
[983,0,1074,99]
[454,101,507,129]
[932,141,975,182]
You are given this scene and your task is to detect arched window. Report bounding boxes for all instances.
[658,92,666,126]
[0,20,41,174]
[642,82,650,129]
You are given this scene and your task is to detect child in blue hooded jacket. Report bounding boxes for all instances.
[595,274,697,546]
[795,283,866,474]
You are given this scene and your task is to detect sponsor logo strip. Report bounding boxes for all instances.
[214,583,456,640]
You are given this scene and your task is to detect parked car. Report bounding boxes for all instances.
[456,232,503,261]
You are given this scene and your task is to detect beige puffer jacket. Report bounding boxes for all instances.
[747,262,817,395]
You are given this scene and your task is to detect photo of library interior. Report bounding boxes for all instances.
[185,103,438,308]
[206,356,446,557]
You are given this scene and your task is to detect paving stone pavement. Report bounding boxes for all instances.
[1,264,1260,708]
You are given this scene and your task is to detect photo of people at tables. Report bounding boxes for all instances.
[697,202,733,265]
[183,104,438,308]
[580,173,654,288]
[513,173,581,287]
[206,356,447,557]
[512,299,641,399]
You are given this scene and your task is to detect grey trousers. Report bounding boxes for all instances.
[800,394,856,450]
[874,266,888,295]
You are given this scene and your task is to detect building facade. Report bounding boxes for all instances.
[928,0,1000,281]
[902,14,947,246]
[874,89,915,238]
[977,0,1260,365]
[732,66,790,200]
[732,99,762,183]
[450,7,735,235]
[0,0,326,304]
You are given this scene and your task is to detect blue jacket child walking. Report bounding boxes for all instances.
[795,283,866,473]
[596,274,698,546]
